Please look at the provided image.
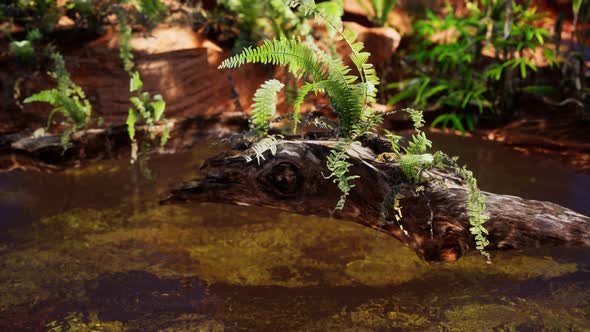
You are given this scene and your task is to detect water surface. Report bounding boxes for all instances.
[1,135,589,331]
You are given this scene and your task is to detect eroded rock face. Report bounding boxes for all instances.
[340,22,401,65]
[1,25,271,136]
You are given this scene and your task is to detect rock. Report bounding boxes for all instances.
[340,22,401,65]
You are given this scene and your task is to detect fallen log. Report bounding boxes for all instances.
[164,136,590,262]
[0,112,248,172]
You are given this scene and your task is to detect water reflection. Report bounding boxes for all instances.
[0,136,589,331]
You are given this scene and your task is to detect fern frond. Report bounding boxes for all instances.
[317,80,364,136]
[406,131,432,155]
[245,135,282,165]
[292,81,321,133]
[454,165,491,261]
[251,79,285,137]
[399,153,434,182]
[219,38,328,81]
[286,0,379,112]
[117,12,134,73]
[325,141,359,210]
[402,108,425,130]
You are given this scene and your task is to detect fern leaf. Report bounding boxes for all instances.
[24,89,59,105]
[399,153,434,182]
[325,142,359,210]
[219,38,328,81]
[127,108,137,141]
[251,79,285,137]
[245,135,281,165]
[292,81,322,133]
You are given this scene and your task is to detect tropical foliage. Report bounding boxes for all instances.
[387,0,558,131]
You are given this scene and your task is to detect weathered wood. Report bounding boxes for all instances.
[164,137,590,262]
[0,112,248,172]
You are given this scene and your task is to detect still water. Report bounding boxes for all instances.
[1,133,589,331]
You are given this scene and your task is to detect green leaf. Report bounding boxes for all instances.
[130,71,143,92]
[24,90,58,104]
[387,88,415,105]
[251,79,285,137]
[126,108,137,141]
[151,94,166,121]
[521,85,559,95]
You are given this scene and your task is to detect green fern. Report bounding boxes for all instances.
[24,52,92,150]
[399,153,434,182]
[454,165,491,261]
[245,135,282,165]
[325,141,360,210]
[288,0,379,112]
[117,12,134,73]
[219,3,491,261]
[251,79,285,137]
[117,14,169,164]
[377,108,490,260]
[219,38,329,81]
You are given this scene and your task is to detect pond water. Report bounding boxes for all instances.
[1,133,589,331]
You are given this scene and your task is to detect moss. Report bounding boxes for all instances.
[1,204,580,310]
[444,254,578,280]
[158,317,225,332]
[1,202,588,330]
[63,163,121,177]
[46,312,126,332]
[442,301,590,331]
[347,299,430,330]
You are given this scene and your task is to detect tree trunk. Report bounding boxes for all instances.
[164,136,590,262]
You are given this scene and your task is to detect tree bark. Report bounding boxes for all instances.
[0,112,248,172]
[164,136,590,262]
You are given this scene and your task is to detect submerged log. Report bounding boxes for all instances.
[164,137,590,262]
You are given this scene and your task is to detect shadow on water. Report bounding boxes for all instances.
[1,135,590,331]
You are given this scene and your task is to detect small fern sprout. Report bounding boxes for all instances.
[251,79,285,137]
[454,165,491,262]
[325,142,360,210]
[245,135,282,165]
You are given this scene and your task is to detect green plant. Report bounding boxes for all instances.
[118,13,169,164]
[558,0,590,111]
[9,28,42,64]
[23,52,92,150]
[126,71,169,158]
[377,109,491,260]
[388,0,557,131]
[210,0,342,52]
[251,79,285,137]
[125,0,168,28]
[7,0,60,32]
[219,0,490,260]
[354,0,398,27]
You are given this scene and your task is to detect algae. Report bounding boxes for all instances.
[442,301,590,331]
[0,184,587,330]
[46,312,126,332]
